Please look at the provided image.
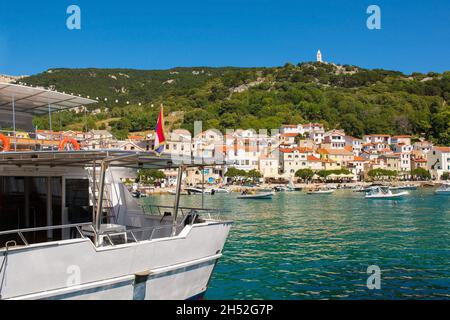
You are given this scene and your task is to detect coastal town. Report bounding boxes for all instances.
[1,122,449,190]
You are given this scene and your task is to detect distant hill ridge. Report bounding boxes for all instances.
[18,62,450,145]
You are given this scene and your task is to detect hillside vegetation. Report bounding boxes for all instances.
[22,63,450,144]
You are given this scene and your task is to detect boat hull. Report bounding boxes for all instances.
[365,191,409,199]
[306,190,334,195]
[435,190,450,195]
[0,221,232,300]
[237,192,274,199]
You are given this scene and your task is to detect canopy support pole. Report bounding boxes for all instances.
[48,102,52,133]
[201,166,205,209]
[11,95,17,151]
[95,161,108,237]
[172,165,184,236]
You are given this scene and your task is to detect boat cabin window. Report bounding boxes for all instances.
[0,177,91,247]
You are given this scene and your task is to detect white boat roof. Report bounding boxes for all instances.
[0,82,97,115]
[0,150,222,169]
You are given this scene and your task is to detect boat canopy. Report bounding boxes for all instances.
[0,150,223,169]
[0,82,97,115]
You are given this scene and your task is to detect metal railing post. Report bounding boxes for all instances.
[95,161,108,233]
[172,165,185,236]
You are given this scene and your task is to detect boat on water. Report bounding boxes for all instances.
[306,189,335,195]
[168,189,188,195]
[185,187,205,195]
[287,178,302,191]
[0,84,232,300]
[205,188,230,194]
[274,185,288,192]
[389,185,417,191]
[435,183,450,195]
[237,191,275,199]
[131,190,148,198]
[0,151,232,300]
[365,186,409,199]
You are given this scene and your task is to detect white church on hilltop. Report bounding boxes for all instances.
[317,50,323,63]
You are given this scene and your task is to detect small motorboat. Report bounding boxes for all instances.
[274,185,288,192]
[435,183,450,195]
[287,178,302,191]
[185,187,205,195]
[237,191,275,199]
[131,190,145,198]
[211,188,230,194]
[306,189,335,195]
[389,185,417,191]
[168,190,188,195]
[352,186,367,192]
[365,186,409,199]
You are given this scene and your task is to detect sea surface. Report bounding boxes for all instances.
[143,189,450,299]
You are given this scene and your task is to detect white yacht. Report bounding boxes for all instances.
[0,83,232,300]
[435,183,450,195]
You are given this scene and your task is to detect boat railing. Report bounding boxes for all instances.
[140,204,225,221]
[0,222,94,250]
[87,210,206,246]
[0,207,225,250]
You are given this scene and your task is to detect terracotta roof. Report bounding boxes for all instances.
[352,156,366,161]
[128,135,145,140]
[317,148,353,155]
[307,155,321,161]
[392,135,412,138]
[281,133,298,137]
[434,146,450,153]
[344,146,353,152]
[412,158,427,163]
[279,147,312,153]
[281,125,298,128]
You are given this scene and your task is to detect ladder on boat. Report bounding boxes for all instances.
[87,167,116,224]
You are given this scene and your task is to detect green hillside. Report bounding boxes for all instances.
[21,63,450,144]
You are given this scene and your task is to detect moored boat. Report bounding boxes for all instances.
[0,83,232,300]
[365,186,409,199]
[306,189,335,195]
[389,184,417,191]
[185,187,205,195]
[237,191,275,199]
[435,183,450,195]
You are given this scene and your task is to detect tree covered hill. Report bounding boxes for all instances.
[21,63,450,144]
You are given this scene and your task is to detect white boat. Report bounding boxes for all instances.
[168,189,188,195]
[237,191,275,199]
[435,183,450,195]
[365,186,409,199]
[274,185,288,192]
[389,185,417,191]
[185,187,205,195]
[306,189,335,195]
[211,188,230,194]
[0,84,233,300]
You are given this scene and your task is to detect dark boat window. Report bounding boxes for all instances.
[65,179,91,224]
[0,176,62,246]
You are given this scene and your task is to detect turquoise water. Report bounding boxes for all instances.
[144,189,450,299]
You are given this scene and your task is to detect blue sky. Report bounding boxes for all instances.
[0,0,449,75]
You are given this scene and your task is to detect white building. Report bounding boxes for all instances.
[317,50,323,63]
[427,146,450,180]
[323,129,346,149]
